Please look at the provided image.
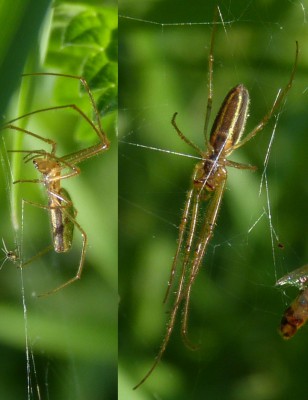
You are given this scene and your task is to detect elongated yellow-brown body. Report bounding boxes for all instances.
[33,157,75,253]
[210,84,250,154]
[49,188,75,253]
[195,85,249,191]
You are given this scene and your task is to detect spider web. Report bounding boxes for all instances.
[119,1,308,399]
[0,139,41,400]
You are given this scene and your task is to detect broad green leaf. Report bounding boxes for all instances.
[64,10,109,48]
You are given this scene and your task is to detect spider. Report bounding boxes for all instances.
[276,264,308,338]
[133,14,298,389]
[0,238,20,270]
[1,72,110,296]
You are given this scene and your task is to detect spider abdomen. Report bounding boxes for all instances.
[49,188,75,253]
[210,84,250,154]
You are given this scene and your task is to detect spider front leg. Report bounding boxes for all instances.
[8,147,82,184]
[3,124,57,154]
[232,41,298,151]
[2,72,110,170]
[22,72,110,163]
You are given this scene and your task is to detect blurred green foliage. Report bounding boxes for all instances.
[0,0,51,118]
[119,1,308,399]
[0,1,117,399]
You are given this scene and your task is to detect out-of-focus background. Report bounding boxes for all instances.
[119,1,308,399]
[0,1,117,399]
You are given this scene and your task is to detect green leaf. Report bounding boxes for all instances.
[106,28,118,61]
[97,86,117,115]
[63,9,109,48]
[82,53,117,91]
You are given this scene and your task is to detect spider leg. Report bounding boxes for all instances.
[233,41,298,151]
[20,191,72,209]
[2,72,110,166]
[38,214,87,297]
[177,189,203,351]
[13,178,42,184]
[21,245,54,269]
[17,188,86,296]
[2,124,56,154]
[163,186,195,304]
[0,238,20,270]
[20,72,110,162]
[135,167,206,389]
[23,72,109,145]
[4,102,110,165]
[163,186,202,352]
[181,177,226,349]
[171,113,203,156]
[8,148,81,182]
[225,159,256,170]
[203,6,220,145]
[163,162,207,304]
[26,189,87,297]
[133,227,190,390]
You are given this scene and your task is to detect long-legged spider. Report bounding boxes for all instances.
[133,13,298,389]
[1,72,110,296]
[0,238,20,270]
[276,264,308,338]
